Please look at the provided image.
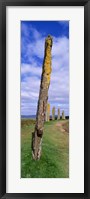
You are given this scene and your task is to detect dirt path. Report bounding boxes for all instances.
[56,120,69,133]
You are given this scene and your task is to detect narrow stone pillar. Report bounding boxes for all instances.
[46,103,50,121]
[62,110,65,120]
[57,108,60,120]
[52,107,55,120]
[31,35,53,160]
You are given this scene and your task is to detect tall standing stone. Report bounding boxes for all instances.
[62,110,65,120]
[57,108,60,120]
[31,35,53,160]
[46,103,50,121]
[52,107,55,120]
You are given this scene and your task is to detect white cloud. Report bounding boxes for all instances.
[21,63,42,77]
[52,36,69,57]
[27,38,45,59]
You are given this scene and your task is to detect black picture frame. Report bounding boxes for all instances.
[0,0,90,198]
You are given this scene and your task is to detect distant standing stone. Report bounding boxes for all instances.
[52,107,55,120]
[46,103,50,121]
[62,110,65,120]
[57,108,60,120]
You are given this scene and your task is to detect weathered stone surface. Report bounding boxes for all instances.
[57,108,60,120]
[62,110,65,120]
[52,107,55,120]
[32,35,53,160]
[46,103,50,121]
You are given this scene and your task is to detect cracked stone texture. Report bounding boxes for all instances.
[32,35,53,160]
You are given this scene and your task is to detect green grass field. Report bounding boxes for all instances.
[21,119,69,178]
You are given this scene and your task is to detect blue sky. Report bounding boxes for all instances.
[21,21,69,116]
